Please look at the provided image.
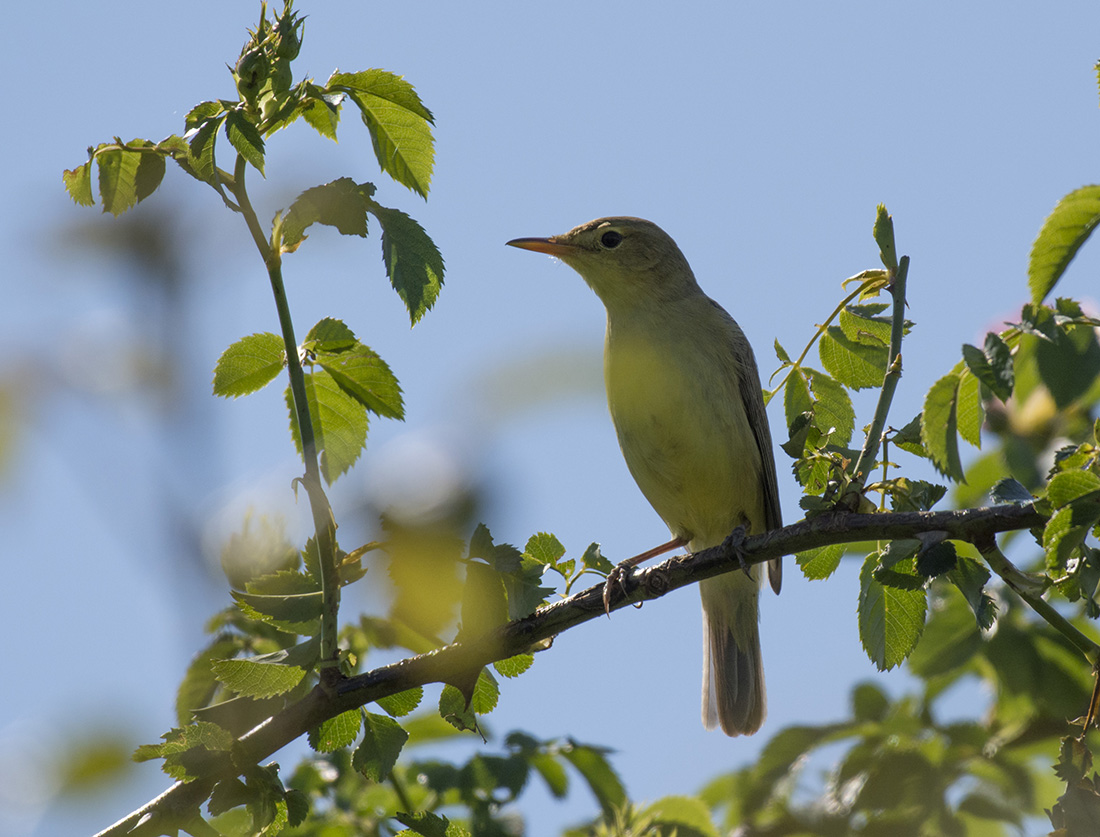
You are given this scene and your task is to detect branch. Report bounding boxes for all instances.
[94,503,1047,836]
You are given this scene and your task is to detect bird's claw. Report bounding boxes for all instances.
[722,525,752,577]
[602,565,626,615]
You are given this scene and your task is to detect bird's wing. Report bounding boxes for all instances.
[721,303,783,595]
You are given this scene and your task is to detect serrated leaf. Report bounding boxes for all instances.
[879,539,920,569]
[286,370,369,484]
[783,369,813,430]
[470,668,500,714]
[795,544,844,580]
[213,332,286,398]
[282,177,370,252]
[1028,184,1100,304]
[858,552,927,671]
[328,69,435,197]
[305,317,357,350]
[581,542,613,575]
[807,370,855,445]
[956,367,984,449]
[63,161,95,206]
[96,141,162,216]
[524,532,566,566]
[1047,470,1100,508]
[225,109,266,175]
[376,687,424,718]
[301,89,342,141]
[232,588,322,632]
[439,684,478,732]
[186,116,222,184]
[367,202,445,325]
[309,710,361,752]
[317,344,404,419]
[1043,504,1097,570]
[819,325,888,389]
[493,654,534,679]
[774,339,791,364]
[176,638,242,725]
[839,303,892,344]
[948,554,998,630]
[353,713,409,782]
[186,100,224,131]
[211,640,318,698]
[921,371,965,482]
[990,477,1033,505]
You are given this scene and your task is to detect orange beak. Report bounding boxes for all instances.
[506,236,575,257]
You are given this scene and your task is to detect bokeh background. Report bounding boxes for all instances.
[4,2,1100,835]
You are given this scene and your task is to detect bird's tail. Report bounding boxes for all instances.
[700,570,765,736]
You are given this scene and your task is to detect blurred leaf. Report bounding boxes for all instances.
[1035,319,1100,408]
[560,741,627,820]
[642,795,718,837]
[461,563,508,638]
[213,332,285,397]
[990,477,1033,505]
[1028,184,1100,304]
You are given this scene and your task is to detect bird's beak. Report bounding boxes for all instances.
[506,236,574,257]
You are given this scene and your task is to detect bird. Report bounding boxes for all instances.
[507,217,782,736]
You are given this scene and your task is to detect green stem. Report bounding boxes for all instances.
[228,154,341,677]
[981,538,1100,664]
[850,255,909,491]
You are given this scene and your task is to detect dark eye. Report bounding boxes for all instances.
[600,230,623,248]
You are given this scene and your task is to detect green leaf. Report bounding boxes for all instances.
[873,204,897,270]
[63,161,95,206]
[309,709,361,752]
[316,344,404,419]
[1035,317,1100,408]
[524,532,566,566]
[1047,470,1100,508]
[460,563,508,638]
[783,369,813,430]
[225,109,266,175]
[213,332,286,397]
[328,69,435,197]
[990,477,1033,505]
[795,544,844,580]
[439,684,478,732]
[395,811,462,837]
[530,752,569,799]
[819,325,887,389]
[560,741,627,820]
[470,668,500,714]
[186,116,223,184]
[96,141,164,216]
[807,370,855,446]
[878,539,920,569]
[301,87,342,141]
[1028,184,1100,304]
[304,317,357,350]
[376,687,423,718]
[493,654,534,679]
[581,542,613,575]
[839,303,892,344]
[367,202,445,325]
[956,367,984,449]
[281,177,370,251]
[921,370,966,482]
[983,332,1014,401]
[774,339,791,364]
[211,639,318,698]
[231,588,321,632]
[353,712,409,782]
[858,551,927,671]
[286,370,369,484]
[176,638,242,725]
[948,554,998,630]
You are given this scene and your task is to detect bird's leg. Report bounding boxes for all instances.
[721,525,752,577]
[603,536,687,615]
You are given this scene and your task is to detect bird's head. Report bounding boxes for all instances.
[507,217,699,309]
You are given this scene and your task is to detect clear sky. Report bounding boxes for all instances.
[5,2,1100,835]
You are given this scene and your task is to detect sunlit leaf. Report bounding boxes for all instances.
[213,332,285,397]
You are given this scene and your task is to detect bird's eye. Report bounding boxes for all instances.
[600,230,623,249]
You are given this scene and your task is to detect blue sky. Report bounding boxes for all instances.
[4,2,1100,835]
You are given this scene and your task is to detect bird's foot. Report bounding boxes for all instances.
[722,525,752,578]
[601,536,686,616]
